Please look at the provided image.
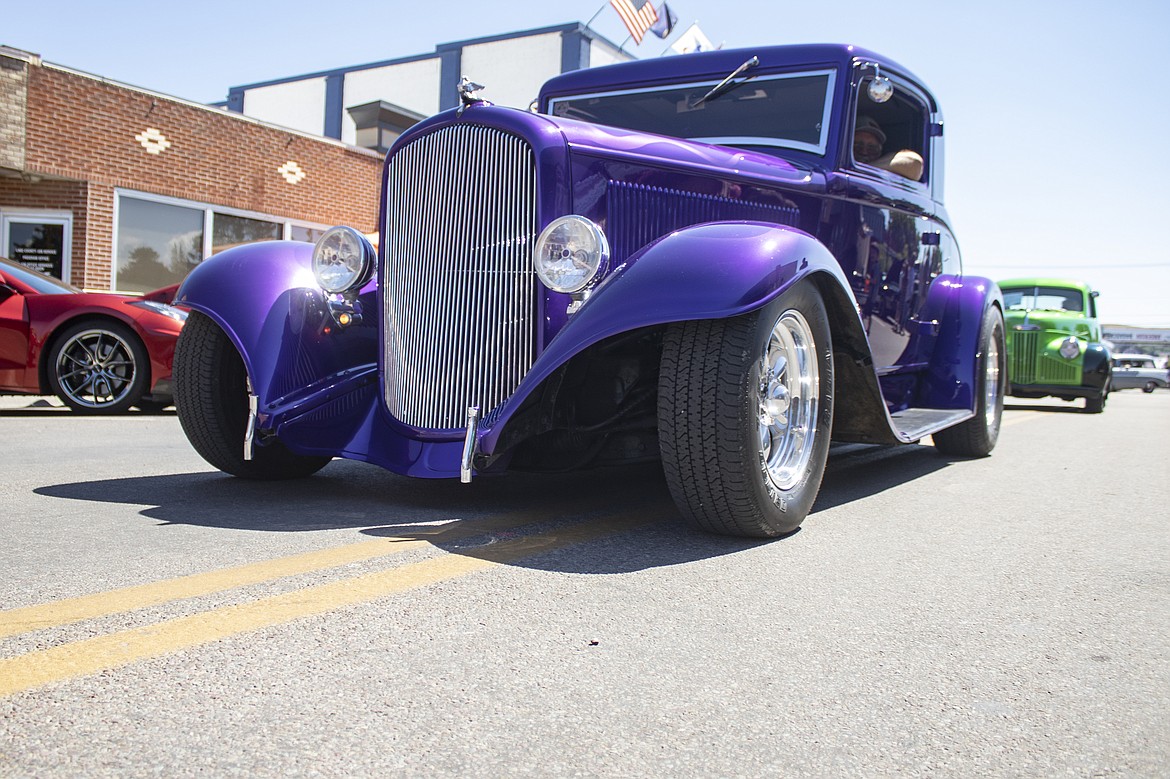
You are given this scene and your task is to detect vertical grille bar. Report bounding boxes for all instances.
[383,125,538,430]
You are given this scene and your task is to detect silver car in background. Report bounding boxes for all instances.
[1110,353,1169,392]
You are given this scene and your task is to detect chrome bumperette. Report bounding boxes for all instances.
[244,385,258,461]
[383,125,538,430]
[461,406,480,483]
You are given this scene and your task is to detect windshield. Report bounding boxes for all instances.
[547,69,837,155]
[0,256,79,295]
[1002,287,1084,313]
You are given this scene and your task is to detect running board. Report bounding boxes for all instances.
[889,408,974,442]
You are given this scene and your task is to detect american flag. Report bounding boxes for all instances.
[610,0,659,45]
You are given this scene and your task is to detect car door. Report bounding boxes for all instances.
[0,274,33,390]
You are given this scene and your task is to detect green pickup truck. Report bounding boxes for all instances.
[999,278,1111,413]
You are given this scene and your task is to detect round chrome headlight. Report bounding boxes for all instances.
[533,216,609,294]
[312,226,375,294]
[1059,337,1082,360]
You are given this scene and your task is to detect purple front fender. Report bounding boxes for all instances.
[175,241,380,445]
[477,222,856,454]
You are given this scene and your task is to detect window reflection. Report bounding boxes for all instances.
[291,225,326,244]
[116,198,203,293]
[115,194,329,292]
[212,213,281,253]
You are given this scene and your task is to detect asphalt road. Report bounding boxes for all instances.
[1,390,1167,777]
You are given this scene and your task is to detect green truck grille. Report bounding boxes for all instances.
[1009,330,1079,385]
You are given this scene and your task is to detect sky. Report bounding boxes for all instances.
[4,0,1168,326]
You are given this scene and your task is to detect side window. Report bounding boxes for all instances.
[852,77,928,183]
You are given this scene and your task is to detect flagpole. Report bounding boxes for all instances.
[584,1,610,29]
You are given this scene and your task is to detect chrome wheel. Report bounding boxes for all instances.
[54,327,139,410]
[757,309,820,492]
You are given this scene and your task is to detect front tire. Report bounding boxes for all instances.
[1143,381,1157,393]
[1084,381,1108,414]
[48,320,149,414]
[658,280,834,538]
[173,311,331,479]
[933,305,1006,456]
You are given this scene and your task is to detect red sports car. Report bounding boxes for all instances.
[0,256,186,413]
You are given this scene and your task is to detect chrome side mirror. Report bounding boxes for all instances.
[868,65,893,103]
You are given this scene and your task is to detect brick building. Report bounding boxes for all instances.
[0,46,383,293]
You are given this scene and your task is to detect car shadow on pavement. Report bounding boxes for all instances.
[813,443,952,511]
[33,442,958,574]
[0,404,176,416]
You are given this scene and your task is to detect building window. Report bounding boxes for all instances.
[116,198,203,293]
[347,100,425,154]
[114,191,329,293]
[212,212,281,253]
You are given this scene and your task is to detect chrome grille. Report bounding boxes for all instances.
[383,125,538,430]
[1010,330,1039,384]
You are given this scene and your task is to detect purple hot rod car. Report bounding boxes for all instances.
[172,44,1005,538]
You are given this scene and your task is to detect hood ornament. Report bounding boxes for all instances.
[457,77,486,115]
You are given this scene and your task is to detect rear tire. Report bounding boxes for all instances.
[658,280,834,538]
[933,305,1005,456]
[1143,381,1157,393]
[173,311,330,479]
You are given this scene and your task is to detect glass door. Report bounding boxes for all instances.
[1,212,73,281]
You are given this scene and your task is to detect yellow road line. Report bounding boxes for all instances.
[0,513,566,639]
[0,510,666,698]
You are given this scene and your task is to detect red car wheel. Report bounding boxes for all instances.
[47,320,149,414]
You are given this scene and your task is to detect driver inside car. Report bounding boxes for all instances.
[854,115,924,181]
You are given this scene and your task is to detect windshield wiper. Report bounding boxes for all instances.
[688,56,759,109]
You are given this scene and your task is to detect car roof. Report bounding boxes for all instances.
[540,43,928,103]
[999,278,1096,294]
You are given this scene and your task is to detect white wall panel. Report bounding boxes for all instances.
[242,78,327,135]
[461,33,563,109]
[589,40,630,69]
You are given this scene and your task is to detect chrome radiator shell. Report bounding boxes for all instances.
[382,125,538,430]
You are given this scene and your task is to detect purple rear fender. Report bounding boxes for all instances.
[921,276,1003,409]
[478,221,858,453]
